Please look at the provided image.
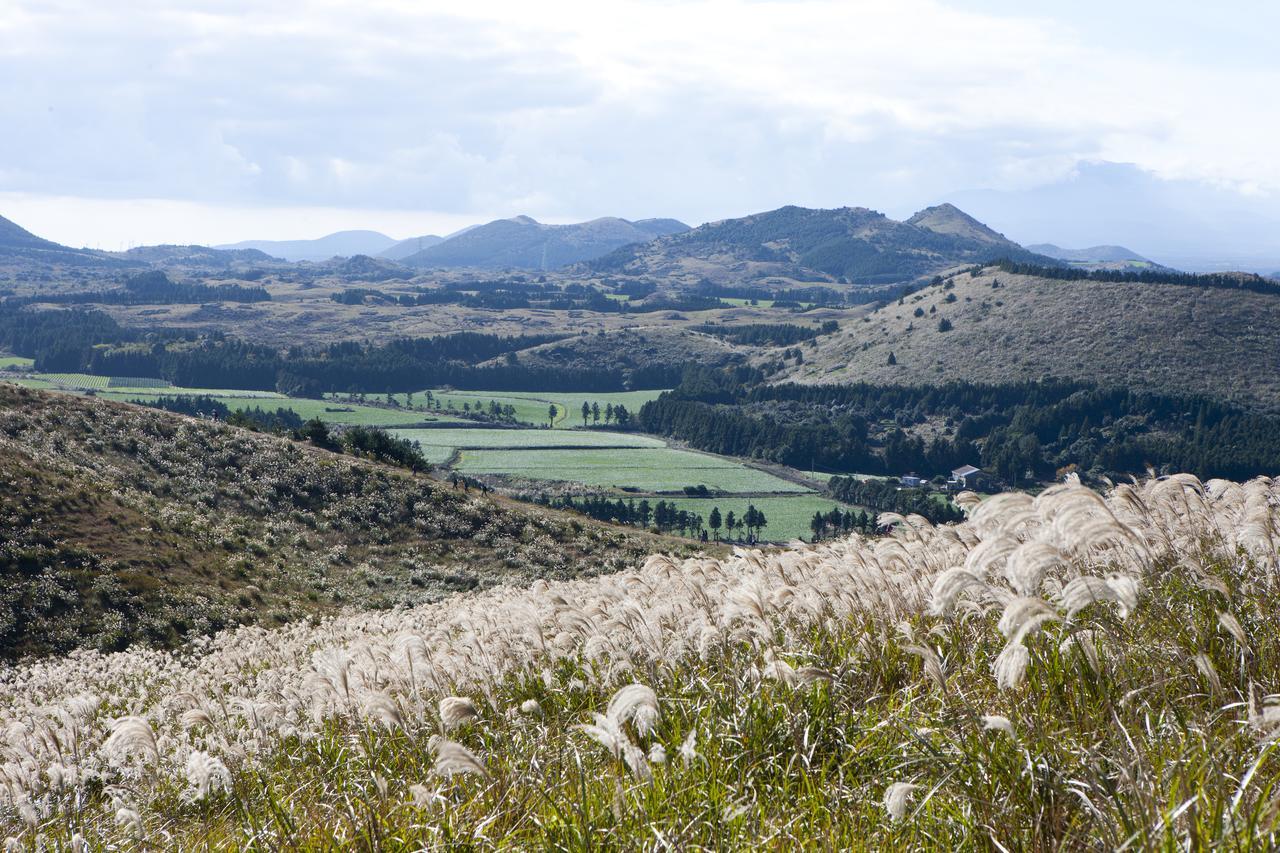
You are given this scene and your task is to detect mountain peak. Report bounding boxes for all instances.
[907,203,1011,245]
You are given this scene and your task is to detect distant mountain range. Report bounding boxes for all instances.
[1025,243,1147,263]
[1026,243,1169,272]
[216,230,398,262]
[588,203,1050,286]
[379,234,444,261]
[398,216,690,270]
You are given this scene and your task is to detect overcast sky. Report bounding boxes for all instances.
[2,0,1278,252]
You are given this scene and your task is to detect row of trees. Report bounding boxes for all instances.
[993,259,1280,296]
[826,478,966,525]
[539,495,771,541]
[579,401,633,428]
[642,370,1280,484]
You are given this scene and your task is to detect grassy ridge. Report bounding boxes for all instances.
[0,385,699,657]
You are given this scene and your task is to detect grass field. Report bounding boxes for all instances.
[386,389,669,426]
[662,494,865,542]
[0,356,33,369]
[456,447,811,493]
[389,427,667,450]
[105,392,455,426]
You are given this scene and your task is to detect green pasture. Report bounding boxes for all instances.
[455,447,811,494]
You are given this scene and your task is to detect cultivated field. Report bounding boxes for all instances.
[388,388,668,426]
[455,447,809,493]
[663,494,865,541]
[389,427,667,451]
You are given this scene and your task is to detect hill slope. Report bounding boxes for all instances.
[0,385,693,658]
[782,266,1280,410]
[216,230,397,261]
[3,473,1277,847]
[401,216,690,270]
[588,203,1049,288]
[0,213,129,269]
[379,233,444,260]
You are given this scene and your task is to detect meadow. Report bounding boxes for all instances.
[2,473,1275,848]
[389,427,667,450]
[455,446,810,493]
[385,388,668,426]
[663,494,865,541]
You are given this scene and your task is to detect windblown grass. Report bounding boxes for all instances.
[2,473,1279,848]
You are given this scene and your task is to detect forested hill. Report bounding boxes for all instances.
[781,264,1280,412]
[587,203,1052,286]
[0,385,695,659]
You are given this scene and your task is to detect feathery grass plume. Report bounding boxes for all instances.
[430,740,488,779]
[519,699,542,716]
[114,807,143,839]
[648,743,667,765]
[103,717,158,765]
[179,708,216,732]
[1005,541,1063,597]
[438,697,479,731]
[575,713,624,759]
[981,715,1015,736]
[364,692,404,730]
[761,657,798,687]
[997,597,1059,645]
[930,567,991,615]
[678,729,698,765]
[183,751,232,801]
[1059,629,1101,673]
[1217,610,1248,647]
[993,643,1031,690]
[905,645,946,691]
[883,782,919,822]
[1193,653,1222,695]
[796,666,834,686]
[606,684,660,736]
[1057,575,1140,620]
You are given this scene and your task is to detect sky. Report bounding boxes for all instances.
[2,0,1279,264]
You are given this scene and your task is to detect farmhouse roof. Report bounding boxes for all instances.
[952,465,980,477]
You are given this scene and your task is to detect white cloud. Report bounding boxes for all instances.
[0,0,1277,244]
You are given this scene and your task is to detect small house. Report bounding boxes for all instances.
[900,474,924,487]
[949,465,983,490]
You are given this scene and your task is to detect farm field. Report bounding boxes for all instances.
[661,494,867,542]
[0,355,33,369]
[388,427,666,450]
[0,371,456,427]
[107,393,452,426]
[382,388,668,425]
[455,446,810,493]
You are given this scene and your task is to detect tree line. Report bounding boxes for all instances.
[826,477,965,525]
[993,259,1280,296]
[537,494,771,541]
[639,369,1280,484]
[5,271,270,306]
[694,321,839,347]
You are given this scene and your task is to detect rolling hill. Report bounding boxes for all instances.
[1026,242,1171,272]
[587,203,1051,288]
[0,213,130,269]
[400,215,690,270]
[781,265,1280,411]
[0,384,695,658]
[379,233,445,260]
[216,230,398,261]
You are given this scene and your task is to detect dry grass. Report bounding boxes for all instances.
[1,471,1277,848]
[786,268,1280,412]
